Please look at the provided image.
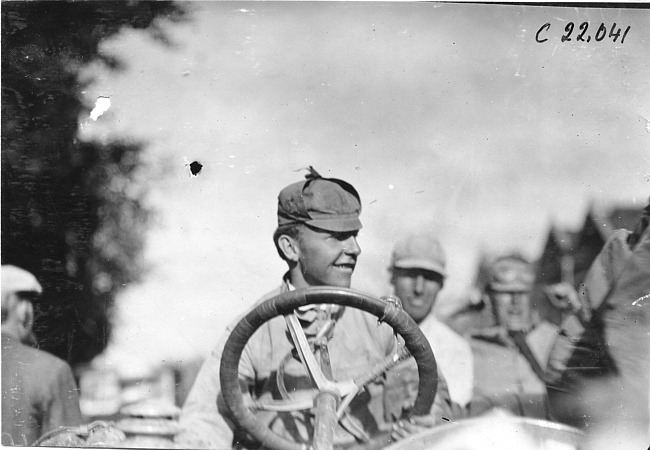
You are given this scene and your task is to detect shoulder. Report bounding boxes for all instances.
[342,305,378,322]
[469,334,498,352]
[531,320,559,337]
[252,285,285,307]
[222,285,284,334]
[29,347,72,374]
[337,307,395,351]
[421,316,467,342]
[526,321,560,360]
[470,327,507,347]
[207,284,285,355]
[469,331,513,363]
[10,346,75,390]
[341,306,393,334]
[10,343,67,367]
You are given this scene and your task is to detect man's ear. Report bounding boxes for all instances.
[277,234,301,263]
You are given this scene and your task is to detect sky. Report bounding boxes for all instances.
[77,2,650,370]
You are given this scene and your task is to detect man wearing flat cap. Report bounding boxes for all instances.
[1,265,82,446]
[384,233,474,425]
[176,168,453,449]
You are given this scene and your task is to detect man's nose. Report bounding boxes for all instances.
[414,275,425,293]
[343,236,361,256]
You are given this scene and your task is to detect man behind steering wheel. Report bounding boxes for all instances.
[175,168,453,449]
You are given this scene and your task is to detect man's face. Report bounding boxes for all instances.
[490,291,533,332]
[391,268,443,324]
[295,226,361,288]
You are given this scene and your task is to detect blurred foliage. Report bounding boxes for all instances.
[1,1,186,365]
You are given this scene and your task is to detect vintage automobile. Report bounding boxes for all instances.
[217,287,585,450]
[33,287,584,449]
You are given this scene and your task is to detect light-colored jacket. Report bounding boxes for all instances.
[175,279,453,449]
[469,321,559,418]
[1,332,82,446]
[419,315,474,407]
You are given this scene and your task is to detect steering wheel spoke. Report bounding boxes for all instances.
[284,313,339,393]
[253,394,316,413]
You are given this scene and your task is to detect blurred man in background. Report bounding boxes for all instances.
[384,233,474,418]
[469,255,558,418]
[545,200,650,447]
[1,265,82,446]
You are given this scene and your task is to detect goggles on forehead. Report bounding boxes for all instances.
[490,291,531,303]
[15,291,42,302]
[392,267,443,281]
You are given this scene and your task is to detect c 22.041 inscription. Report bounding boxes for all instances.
[536,22,631,44]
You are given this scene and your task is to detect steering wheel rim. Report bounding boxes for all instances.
[220,287,438,450]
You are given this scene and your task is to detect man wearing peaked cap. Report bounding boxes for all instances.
[468,254,560,419]
[1,265,82,446]
[384,233,474,429]
[177,168,453,449]
[276,166,362,233]
[2,265,43,297]
[272,167,363,290]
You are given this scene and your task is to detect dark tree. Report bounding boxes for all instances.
[1,1,186,366]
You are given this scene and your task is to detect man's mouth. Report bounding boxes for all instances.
[333,263,356,272]
[405,296,426,306]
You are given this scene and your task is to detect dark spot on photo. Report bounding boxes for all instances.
[190,161,203,176]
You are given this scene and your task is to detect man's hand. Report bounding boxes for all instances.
[543,282,579,311]
[543,282,591,323]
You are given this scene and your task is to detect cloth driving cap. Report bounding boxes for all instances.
[487,256,534,293]
[277,167,362,232]
[391,234,447,277]
[1,265,42,299]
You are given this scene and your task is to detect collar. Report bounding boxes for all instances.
[283,272,339,314]
[281,273,345,329]
[471,327,514,347]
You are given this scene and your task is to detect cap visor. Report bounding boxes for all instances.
[393,258,447,277]
[305,216,362,233]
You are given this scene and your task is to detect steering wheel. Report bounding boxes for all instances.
[220,287,438,450]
